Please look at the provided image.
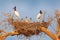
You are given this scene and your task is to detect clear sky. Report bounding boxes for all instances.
[0,0,60,40]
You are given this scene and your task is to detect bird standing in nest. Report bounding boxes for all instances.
[13,6,20,19]
[36,10,42,22]
[25,16,30,23]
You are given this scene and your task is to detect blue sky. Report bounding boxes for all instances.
[0,0,60,40]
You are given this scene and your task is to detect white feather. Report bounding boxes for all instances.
[36,13,42,20]
[14,11,20,17]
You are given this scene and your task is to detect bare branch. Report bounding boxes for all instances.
[40,27,56,40]
[0,31,19,40]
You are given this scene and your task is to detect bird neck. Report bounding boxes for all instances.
[14,9,16,11]
[14,10,16,11]
[39,12,42,14]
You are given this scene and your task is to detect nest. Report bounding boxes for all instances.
[10,21,49,36]
[3,14,50,36]
[0,14,50,36]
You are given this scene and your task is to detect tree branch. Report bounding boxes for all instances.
[0,27,57,40]
[0,31,19,40]
[40,27,56,40]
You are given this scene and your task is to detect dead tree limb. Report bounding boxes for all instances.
[40,27,56,40]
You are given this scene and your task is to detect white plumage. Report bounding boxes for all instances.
[25,17,30,23]
[14,11,20,18]
[36,10,42,21]
[25,17,32,23]
[13,6,20,18]
[36,13,42,20]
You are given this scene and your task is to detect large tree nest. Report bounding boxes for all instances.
[12,21,49,36]
[1,13,52,36]
[7,17,50,36]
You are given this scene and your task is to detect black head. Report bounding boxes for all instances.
[40,10,42,14]
[26,16,27,19]
[13,6,16,11]
[30,17,32,20]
